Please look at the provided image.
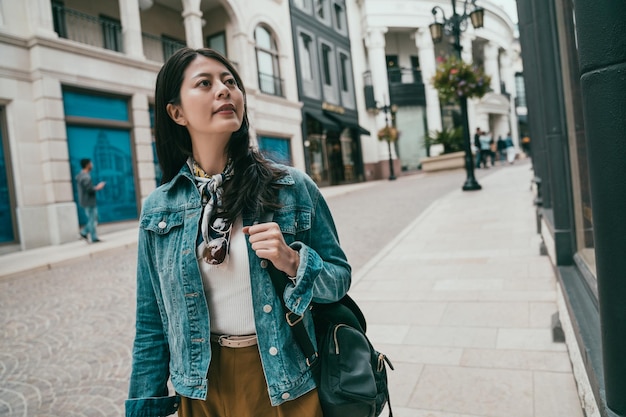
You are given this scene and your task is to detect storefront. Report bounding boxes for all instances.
[302,105,366,186]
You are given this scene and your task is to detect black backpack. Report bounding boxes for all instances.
[267,266,394,417]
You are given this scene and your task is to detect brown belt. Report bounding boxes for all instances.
[210,334,258,348]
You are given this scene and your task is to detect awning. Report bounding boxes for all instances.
[323,111,371,136]
[305,110,340,131]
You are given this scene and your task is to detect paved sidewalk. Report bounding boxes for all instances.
[352,163,584,417]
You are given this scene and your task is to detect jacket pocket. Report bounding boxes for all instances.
[140,210,187,276]
[273,207,312,245]
[141,210,185,235]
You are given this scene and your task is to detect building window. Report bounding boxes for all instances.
[319,41,338,103]
[333,2,346,33]
[411,55,423,83]
[299,33,314,81]
[293,0,312,12]
[322,44,332,86]
[315,0,330,24]
[100,15,123,52]
[337,48,355,109]
[255,25,283,96]
[51,1,67,38]
[339,53,349,92]
[298,29,319,99]
[386,55,401,83]
[206,32,227,56]
[161,35,185,62]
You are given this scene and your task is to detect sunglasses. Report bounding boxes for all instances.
[201,216,232,265]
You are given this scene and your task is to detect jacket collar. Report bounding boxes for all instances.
[162,161,295,190]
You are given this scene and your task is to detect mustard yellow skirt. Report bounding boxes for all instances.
[178,341,322,417]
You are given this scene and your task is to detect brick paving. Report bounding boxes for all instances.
[0,249,136,416]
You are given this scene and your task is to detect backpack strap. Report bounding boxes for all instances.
[259,210,320,369]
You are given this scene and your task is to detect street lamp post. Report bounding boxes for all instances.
[378,102,398,181]
[429,0,484,191]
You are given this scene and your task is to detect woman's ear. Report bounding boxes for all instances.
[166,103,187,126]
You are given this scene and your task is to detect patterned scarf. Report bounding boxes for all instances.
[187,157,234,264]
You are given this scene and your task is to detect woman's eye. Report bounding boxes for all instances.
[198,80,210,87]
[225,79,236,86]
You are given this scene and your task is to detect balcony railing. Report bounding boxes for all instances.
[387,68,426,107]
[142,33,185,63]
[258,72,284,97]
[387,67,423,85]
[52,3,123,52]
[362,68,426,110]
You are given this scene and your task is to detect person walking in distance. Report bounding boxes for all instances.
[474,128,482,169]
[76,158,105,243]
[497,135,506,165]
[505,132,516,164]
[125,48,350,417]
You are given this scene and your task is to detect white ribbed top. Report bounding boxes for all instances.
[197,217,256,335]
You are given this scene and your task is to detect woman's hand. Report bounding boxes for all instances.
[243,222,300,277]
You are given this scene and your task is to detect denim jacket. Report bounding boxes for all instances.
[125,163,351,417]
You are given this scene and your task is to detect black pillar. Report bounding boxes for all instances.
[517,0,550,209]
[517,0,576,265]
[572,0,626,414]
[452,10,480,192]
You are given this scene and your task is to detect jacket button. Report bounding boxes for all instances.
[158,221,167,229]
[260,259,268,268]
[281,392,290,400]
[269,347,278,356]
[263,304,272,313]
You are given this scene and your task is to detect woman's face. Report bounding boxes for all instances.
[169,55,245,140]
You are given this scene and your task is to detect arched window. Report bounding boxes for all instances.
[255,25,283,96]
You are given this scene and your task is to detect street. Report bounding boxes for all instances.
[1,164,524,417]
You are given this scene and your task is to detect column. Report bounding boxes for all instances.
[573,0,626,413]
[119,0,145,59]
[182,0,204,49]
[483,42,501,92]
[364,26,395,161]
[26,0,58,38]
[364,27,389,115]
[232,29,254,90]
[500,50,519,144]
[415,28,442,134]
[131,94,156,198]
[30,77,77,247]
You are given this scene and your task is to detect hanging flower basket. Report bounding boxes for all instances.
[432,56,491,103]
[377,126,399,142]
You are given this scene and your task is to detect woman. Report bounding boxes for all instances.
[125,48,351,417]
[505,133,516,164]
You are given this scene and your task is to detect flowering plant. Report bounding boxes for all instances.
[432,56,491,103]
[377,126,399,142]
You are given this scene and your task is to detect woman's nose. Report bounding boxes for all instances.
[216,82,230,98]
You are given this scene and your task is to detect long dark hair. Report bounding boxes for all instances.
[154,47,285,220]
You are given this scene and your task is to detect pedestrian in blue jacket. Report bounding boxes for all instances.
[125,47,351,417]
